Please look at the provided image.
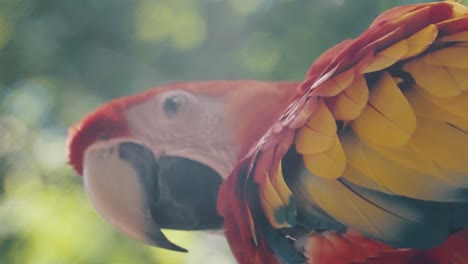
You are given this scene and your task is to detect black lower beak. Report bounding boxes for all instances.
[117,142,224,251]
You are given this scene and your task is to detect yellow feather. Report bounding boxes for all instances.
[343,164,385,191]
[352,71,416,147]
[416,88,468,121]
[272,162,293,205]
[372,140,468,189]
[403,58,462,97]
[331,75,369,120]
[363,39,408,73]
[446,67,468,91]
[295,100,336,154]
[295,126,335,155]
[455,124,468,132]
[449,1,468,16]
[401,24,437,59]
[405,88,468,127]
[341,131,466,201]
[259,172,290,228]
[299,172,408,243]
[424,46,468,69]
[340,132,377,180]
[409,117,468,174]
[314,68,355,96]
[303,135,346,179]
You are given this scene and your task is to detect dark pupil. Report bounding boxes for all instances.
[164,96,181,116]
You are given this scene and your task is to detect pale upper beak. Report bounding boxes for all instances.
[82,139,223,252]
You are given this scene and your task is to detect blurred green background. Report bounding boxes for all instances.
[0,0,461,263]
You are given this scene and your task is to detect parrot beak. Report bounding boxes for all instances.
[82,139,223,252]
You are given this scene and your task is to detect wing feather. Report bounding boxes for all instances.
[218,2,468,263]
[352,71,417,147]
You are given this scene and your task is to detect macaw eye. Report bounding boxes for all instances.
[163,94,187,117]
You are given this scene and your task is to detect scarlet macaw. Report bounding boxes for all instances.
[68,1,468,263]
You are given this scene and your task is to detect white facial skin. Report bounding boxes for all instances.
[125,89,239,180]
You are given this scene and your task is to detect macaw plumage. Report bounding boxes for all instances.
[68,1,468,263]
[67,80,298,252]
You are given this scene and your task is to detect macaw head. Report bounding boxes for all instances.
[67,80,298,252]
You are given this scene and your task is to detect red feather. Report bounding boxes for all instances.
[218,2,468,263]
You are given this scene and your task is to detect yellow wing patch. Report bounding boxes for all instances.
[296,172,409,244]
[272,162,294,206]
[409,117,468,174]
[342,131,467,201]
[296,100,346,179]
[296,100,336,154]
[313,68,356,97]
[294,15,468,204]
[303,135,346,179]
[404,60,462,97]
[363,40,408,73]
[450,1,468,16]
[424,46,468,69]
[401,24,438,59]
[360,23,437,72]
[259,162,296,229]
[405,88,468,128]
[416,85,468,119]
[352,71,417,147]
[331,75,369,120]
[260,172,288,228]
